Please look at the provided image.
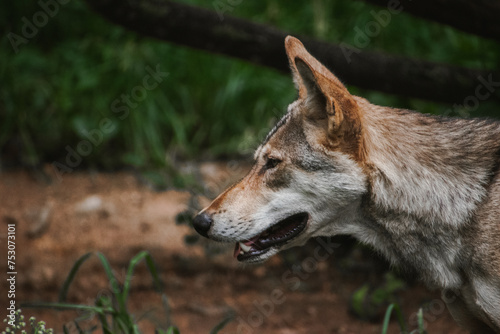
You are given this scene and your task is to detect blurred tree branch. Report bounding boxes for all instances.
[359,0,500,43]
[83,0,499,104]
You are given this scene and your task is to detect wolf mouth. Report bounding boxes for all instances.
[234,212,309,261]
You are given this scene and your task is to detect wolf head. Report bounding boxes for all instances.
[193,36,369,263]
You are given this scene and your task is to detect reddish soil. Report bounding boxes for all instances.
[0,165,465,334]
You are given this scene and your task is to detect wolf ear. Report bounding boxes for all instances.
[284,36,358,138]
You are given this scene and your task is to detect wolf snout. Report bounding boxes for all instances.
[192,212,213,238]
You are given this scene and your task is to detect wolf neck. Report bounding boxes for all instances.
[352,98,500,287]
[360,100,500,227]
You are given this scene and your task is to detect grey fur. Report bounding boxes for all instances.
[195,37,500,333]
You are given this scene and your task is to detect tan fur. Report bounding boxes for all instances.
[194,36,500,333]
[286,37,366,164]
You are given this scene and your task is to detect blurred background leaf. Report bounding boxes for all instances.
[1,0,499,172]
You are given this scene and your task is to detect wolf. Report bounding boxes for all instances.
[193,36,500,333]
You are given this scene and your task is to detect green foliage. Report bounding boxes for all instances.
[381,303,407,334]
[20,251,233,333]
[381,304,427,334]
[381,303,406,334]
[23,251,165,333]
[2,0,499,172]
[350,272,406,321]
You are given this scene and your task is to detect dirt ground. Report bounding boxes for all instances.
[0,164,466,334]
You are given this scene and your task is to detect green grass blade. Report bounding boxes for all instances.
[111,303,135,332]
[132,323,141,334]
[98,313,112,334]
[210,313,235,334]
[417,308,426,334]
[95,294,113,333]
[166,326,180,334]
[22,302,112,313]
[123,251,163,301]
[381,304,395,334]
[114,316,128,332]
[97,252,121,295]
[123,251,147,300]
[113,313,141,334]
[101,318,113,334]
[381,303,407,334]
[144,252,163,292]
[394,304,408,334]
[58,252,93,302]
[97,251,129,329]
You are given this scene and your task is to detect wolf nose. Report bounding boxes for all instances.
[192,212,213,238]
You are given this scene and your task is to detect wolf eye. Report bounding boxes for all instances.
[264,157,281,170]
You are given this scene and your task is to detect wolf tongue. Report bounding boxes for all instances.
[234,236,262,258]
